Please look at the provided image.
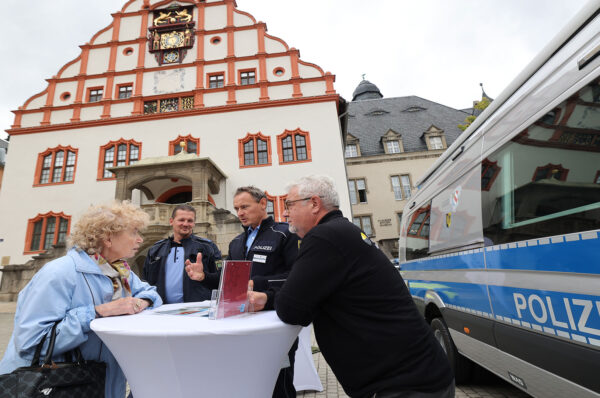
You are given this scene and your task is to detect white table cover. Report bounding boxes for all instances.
[91,303,301,398]
[293,326,324,392]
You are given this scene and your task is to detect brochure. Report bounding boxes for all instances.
[213,260,252,319]
[152,305,210,316]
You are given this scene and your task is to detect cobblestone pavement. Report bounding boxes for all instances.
[296,348,530,398]
[0,302,529,397]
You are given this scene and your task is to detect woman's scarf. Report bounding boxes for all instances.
[90,253,132,299]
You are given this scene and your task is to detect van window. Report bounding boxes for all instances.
[482,80,600,245]
[404,204,431,260]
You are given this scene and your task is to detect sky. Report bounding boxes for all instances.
[0,0,590,140]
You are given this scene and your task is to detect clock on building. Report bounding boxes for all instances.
[160,31,185,49]
[148,6,195,66]
[163,50,180,64]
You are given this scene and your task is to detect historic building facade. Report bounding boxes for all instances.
[0,139,6,195]
[0,0,349,280]
[345,80,468,258]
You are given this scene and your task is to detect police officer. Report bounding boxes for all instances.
[142,204,221,303]
[187,186,299,398]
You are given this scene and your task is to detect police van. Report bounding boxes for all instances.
[398,2,600,397]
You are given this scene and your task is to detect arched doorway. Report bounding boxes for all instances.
[156,185,192,204]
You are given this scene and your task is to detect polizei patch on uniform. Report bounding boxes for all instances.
[253,245,274,252]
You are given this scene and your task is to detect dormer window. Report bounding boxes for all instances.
[423,126,447,151]
[430,136,443,150]
[345,144,358,158]
[345,134,361,158]
[366,109,389,116]
[382,129,403,154]
[403,106,426,113]
[386,141,401,154]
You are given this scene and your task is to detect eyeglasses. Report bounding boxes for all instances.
[283,197,312,210]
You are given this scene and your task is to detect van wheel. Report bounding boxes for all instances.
[431,317,472,383]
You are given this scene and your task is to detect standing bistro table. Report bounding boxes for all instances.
[91,303,301,398]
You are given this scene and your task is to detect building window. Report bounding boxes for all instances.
[405,204,431,260]
[118,85,133,99]
[353,215,373,236]
[429,136,444,150]
[88,88,104,102]
[386,140,401,154]
[348,178,367,204]
[391,175,411,200]
[238,133,271,168]
[481,158,501,191]
[98,139,141,180]
[25,212,70,254]
[277,128,312,164]
[34,146,78,186]
[407,206,430,239]
[263,192,287,222]
[345,144,358,158]
[239,70,256,85]
[532,163,569,182]
[169,135,200,155]
[208,73,225,88]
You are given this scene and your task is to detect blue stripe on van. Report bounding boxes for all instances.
[407,280,492,314]
[402,250,484,271]
[485,232,599,274]
[407,279,600,348]
[402,230,599,274]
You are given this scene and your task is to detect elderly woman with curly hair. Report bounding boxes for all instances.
[0,201,162,398]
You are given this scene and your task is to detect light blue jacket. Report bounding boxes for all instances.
[0,248,162,398]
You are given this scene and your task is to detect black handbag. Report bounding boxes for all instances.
[0,322,106,397]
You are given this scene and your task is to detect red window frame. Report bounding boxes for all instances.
[594,170,600,184]
[207,72,225,89]
[532,163,569,182]
[276,128,312,165]
[169,134,200,155]
[407,205,431,240]
[238,132,272,168]
[239,69,257,86]
[87,86,104,102]
[116,83,133,99]
[24,212,71,254]
[33,146,78,186]
[481,158,501,191]
[97,139,142,180]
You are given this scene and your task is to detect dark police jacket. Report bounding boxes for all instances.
[142,234,222,303]
[205,216,299,294]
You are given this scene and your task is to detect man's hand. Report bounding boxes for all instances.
[185,252,205,281]
[248,291,268,312]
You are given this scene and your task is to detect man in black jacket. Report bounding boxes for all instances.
[186,186,299,398]
[248,176,454,398]
[142,204,221,303]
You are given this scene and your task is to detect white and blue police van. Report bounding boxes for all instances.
[398,2,600,397]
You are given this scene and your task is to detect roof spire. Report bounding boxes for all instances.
[480,82,492,101]
[352,78,383,101]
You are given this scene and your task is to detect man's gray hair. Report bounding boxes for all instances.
[287,175,339,210]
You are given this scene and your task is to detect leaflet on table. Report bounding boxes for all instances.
[211,260,252,319]
[151,305,210,316]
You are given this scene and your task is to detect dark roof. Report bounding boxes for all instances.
[347,96,469,156]
[352,80,383,101]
